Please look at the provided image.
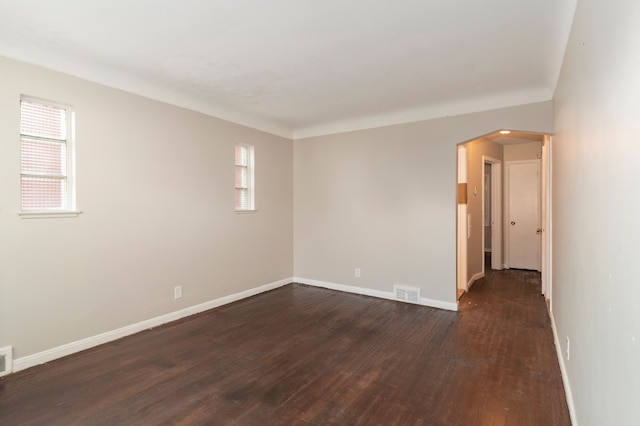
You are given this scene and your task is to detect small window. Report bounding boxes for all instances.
[20,97,76,213]
[235,144,255,211]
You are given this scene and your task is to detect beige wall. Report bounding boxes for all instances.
[465,139,503,280]
[0,55,556,368]
[0,56,293,360]
[553,0,640,424]
[503,142,541,162]
[294,102,553,306]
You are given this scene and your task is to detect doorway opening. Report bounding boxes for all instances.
[483,157,502,275]
[456,131,551,306]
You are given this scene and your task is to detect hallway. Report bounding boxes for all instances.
[456,264,570,424]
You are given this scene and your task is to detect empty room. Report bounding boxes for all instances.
[1,1,639,425]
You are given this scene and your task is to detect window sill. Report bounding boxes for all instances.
[235,209,258,214]
[18,211,83,219]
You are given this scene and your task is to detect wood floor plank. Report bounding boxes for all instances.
[0,270,571,425]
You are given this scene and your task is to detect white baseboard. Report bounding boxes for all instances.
[467,271,485,290]
[550,311,578,425]
[12,278,292,374]
[293,277,457,312]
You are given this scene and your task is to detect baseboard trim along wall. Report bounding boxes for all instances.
[13,277,458,373]
[550,311,578,426]
[12,278,292,374]
[294,277,458,312]
[467,271,485,290]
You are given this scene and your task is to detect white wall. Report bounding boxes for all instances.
[0,56,293,361]
[294,102,553,308]
[553,0,640,424]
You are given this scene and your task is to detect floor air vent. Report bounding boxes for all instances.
[0,346,13,377]
[394,285,421,304]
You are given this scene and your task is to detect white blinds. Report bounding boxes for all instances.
[20,100,69,211]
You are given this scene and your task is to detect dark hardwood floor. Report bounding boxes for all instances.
[0,271,570,425]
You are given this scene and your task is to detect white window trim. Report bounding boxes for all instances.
[18,211,82,219]
[235,143,256,212]
[18,95,81,219]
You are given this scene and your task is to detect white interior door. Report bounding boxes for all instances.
[507,161,540,270]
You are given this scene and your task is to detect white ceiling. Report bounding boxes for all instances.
[0,0,577,139]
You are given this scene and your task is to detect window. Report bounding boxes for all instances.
[20,97,77,215]
[235,143,255,211]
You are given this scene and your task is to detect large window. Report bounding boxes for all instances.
[20,97,77,215]
[235,143,255,211]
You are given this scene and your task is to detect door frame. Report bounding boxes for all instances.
[482,156,502,273]
[457,145,468,293]
[541,136,552,307]
[505,159,541,271]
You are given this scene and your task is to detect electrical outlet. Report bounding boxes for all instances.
[174,285,183,299]
[566,337,570,360]
[355,268,361,278]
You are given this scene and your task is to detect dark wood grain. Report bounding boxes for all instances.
[0,270,570,425]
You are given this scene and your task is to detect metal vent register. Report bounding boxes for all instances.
[0,346,13,377]
[394,285,421,304]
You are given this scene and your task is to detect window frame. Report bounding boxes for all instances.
[234,143,256,212]
[18,95,80,219]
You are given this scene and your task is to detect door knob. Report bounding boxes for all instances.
[536,228,543,234]
[511,221,516,225]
